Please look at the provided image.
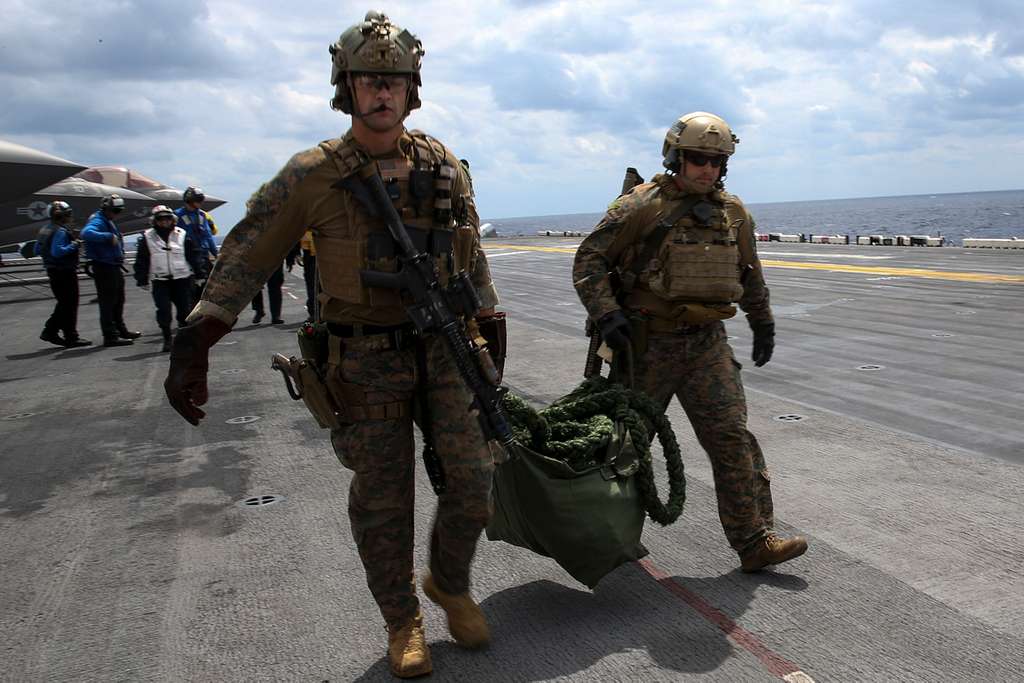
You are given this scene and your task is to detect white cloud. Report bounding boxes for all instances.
[2,0,1022,231]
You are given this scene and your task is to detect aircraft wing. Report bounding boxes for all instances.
[0,140,87,204]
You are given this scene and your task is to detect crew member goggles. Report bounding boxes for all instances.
[352,73,410,92]
[683,151,727,168]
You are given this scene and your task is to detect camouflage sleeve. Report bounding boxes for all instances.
[188,146,324,325]
[572,191,648,322]
[737,208,773,325]
[451,151,499,309]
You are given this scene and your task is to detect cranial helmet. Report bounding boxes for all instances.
[183,186,205,204]
[48,200,73,222]
[328,10,424,114]
[101,194,125,211]
[662,112,739,172]
[151,204,175,223]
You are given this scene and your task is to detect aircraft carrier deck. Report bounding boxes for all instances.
[2,239,1023,681]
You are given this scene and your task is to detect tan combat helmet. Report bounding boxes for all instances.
[662,112,739,173]
[329,10,424,114]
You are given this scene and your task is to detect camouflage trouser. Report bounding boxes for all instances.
[630,321,774,553]
[329,335,494,630]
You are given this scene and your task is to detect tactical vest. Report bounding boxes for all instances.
[176,209,214,251]
[636,193,747,305]
[144,227,192,280]
[314,131,476,309]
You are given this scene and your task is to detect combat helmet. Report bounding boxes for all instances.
[48,200,73,223]
[150,204,175,224]
[662,112,739,175]
[329,10,424,114]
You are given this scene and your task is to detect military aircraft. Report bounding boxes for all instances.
[74,166,226,212]
[0,139,86,205]
[0,177,155,253]
[70,167,227,249]
[0,140,225,254]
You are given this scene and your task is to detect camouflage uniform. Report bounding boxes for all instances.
[573,173,774,553]
[189,130,498,629]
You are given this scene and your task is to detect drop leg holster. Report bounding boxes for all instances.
[271,328,410,429]
[473,312,507,384]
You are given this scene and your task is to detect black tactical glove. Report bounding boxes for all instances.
[750,320,775,367]
[597,310,632,352]
[165,315,232,425]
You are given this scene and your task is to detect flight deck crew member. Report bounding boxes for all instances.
[250,243,299,324]
[134,205,200,352]
[299,229,318,321]
[80,194,141,347]
[573,112,808,573]
[164,12,501,678]
[35,200,91,347]
[175,186,218,302]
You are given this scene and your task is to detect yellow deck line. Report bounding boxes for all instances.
[758,260,1024,283]
[486,243,580,254]
[484,244,1024,284]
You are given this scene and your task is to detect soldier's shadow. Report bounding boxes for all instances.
[7,347,65,360]
[354,563,807,681]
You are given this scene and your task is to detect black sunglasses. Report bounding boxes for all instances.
[683,151,726,168]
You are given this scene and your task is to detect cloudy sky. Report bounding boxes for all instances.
[3,0,1023,230]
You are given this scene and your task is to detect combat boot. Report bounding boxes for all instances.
[63,336,92,347]
[161,327,172,352]
[118,327,142,340]
[740,533,808,573]
[422,573,490,649]
[103,335,133,347]
[387,611,432,678]
[40,330,65,346]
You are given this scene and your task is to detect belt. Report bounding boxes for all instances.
[646,317,711,335]
[326,322,415,350]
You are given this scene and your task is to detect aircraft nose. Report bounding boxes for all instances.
[201,194,227,210]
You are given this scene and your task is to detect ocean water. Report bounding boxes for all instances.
[483,189,1024,246]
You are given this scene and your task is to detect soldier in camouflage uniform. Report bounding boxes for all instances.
[164,12,499,678]
[573,112,807,573]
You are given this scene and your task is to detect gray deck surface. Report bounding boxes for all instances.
[2,239,1023,682]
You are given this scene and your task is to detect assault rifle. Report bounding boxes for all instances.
[355,166,515,448]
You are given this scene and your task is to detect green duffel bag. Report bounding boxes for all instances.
[487,427,648,588]
[487,378,685,589]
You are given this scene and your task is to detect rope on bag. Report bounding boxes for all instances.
[501,375,686,525]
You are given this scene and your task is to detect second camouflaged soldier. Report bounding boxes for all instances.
[164,11,500,679]
[573,112,808,573]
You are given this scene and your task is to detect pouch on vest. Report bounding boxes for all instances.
[647,242,744,303]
